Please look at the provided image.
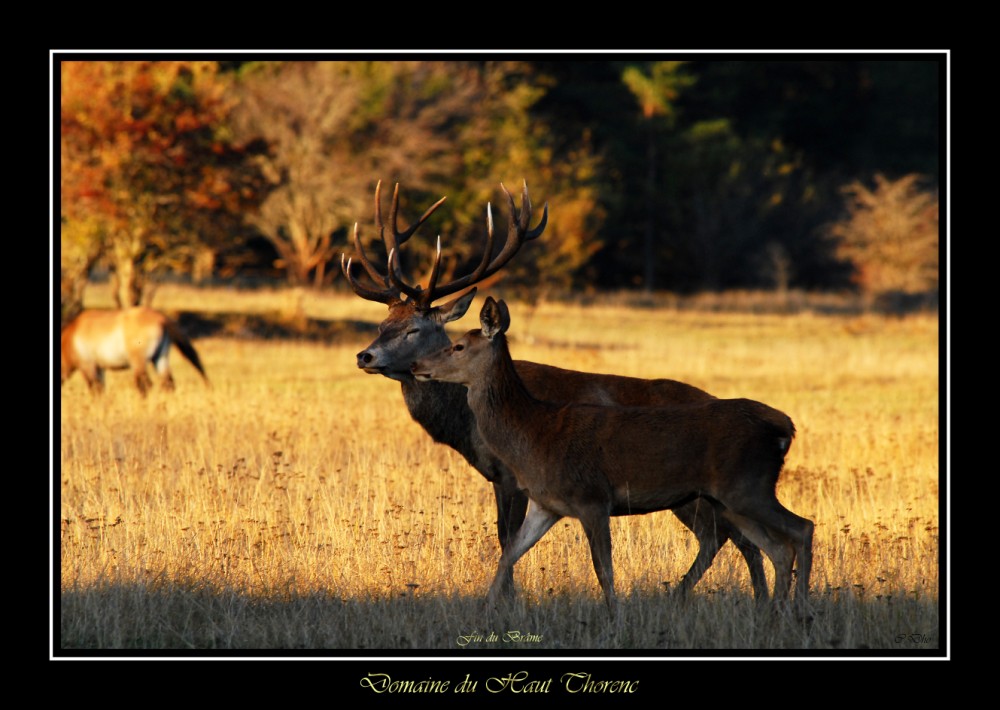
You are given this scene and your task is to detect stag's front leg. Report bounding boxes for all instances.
[491,476,529,598]
[487,498,559,609]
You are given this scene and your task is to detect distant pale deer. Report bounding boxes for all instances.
[412,297,814,613]
[61,306,209,395]
[342,181,770,600]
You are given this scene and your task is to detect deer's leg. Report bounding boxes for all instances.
[727,523,770,601]
[670,500,725,598]
[487,498,559,608]
[151,342,175,391]
[732,500,814,605]
[719,509,795,601]
[159,371,176,391]
[492,476,529,598]
[793,515,814,604]
[127,349,151,396]
[761,503,814,605]
[675,499,770,601]
[80,364,104,393]
[674,498,768,600]
[580,511,616,615]
[133,369,152,396]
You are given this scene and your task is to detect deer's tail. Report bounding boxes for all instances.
[164,319,209,384]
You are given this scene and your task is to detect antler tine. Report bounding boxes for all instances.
[499,180,549,250]
[423,236,444,301]
[387,246,441,305]
[352,221,391,287]
[455,201,496,288]
[341,253,398,304]
[518,178,548,240]
[423,181,548,303]
[346,180,451,305]
[389,182,448,250]
[371,181,448,303]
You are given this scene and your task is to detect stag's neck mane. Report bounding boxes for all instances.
[400,376,481,463]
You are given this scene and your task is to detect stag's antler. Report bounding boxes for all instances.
[341,180,448,304]
[344,180,547,309]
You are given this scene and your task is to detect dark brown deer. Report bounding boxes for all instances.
[412,297,814,613]
[61,306,209,395]
[342,180,769,600]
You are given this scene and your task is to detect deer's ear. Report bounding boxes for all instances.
[496,299,511,334]
[432,288,476,324]
[480,297,510,340]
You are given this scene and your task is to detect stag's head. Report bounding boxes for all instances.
[343,181,546,381]
[412,297,511,387]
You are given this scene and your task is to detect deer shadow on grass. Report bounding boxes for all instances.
[56,582,940,656]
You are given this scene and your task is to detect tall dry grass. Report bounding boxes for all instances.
[56,284,943,655]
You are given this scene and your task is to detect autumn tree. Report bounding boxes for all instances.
[230,60,602,294]
[828,172,939,305]
[60,61,271,312]
[230,61,487,287]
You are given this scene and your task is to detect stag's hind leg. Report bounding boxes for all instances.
[723,500,814,605]
[671,500,724,597]
[720,510,795,600]
[730,528,769,601]
[672,499,769,601]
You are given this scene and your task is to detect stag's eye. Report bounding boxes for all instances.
[405,329,420,337]
[453,343,465,352]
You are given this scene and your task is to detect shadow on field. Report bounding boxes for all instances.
[57,583,613,655]
[174,311,377,343]
[56,582,943,656]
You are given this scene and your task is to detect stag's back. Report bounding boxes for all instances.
[515,360,714,407]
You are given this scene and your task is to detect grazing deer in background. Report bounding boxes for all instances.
[342,181,770,601]
[61,306,209,395]
[412,297,814,614]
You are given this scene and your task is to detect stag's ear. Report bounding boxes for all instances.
[480,297,510,340]
[432,287,477,324]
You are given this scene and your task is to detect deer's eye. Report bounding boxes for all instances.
[453,343,465,352]
[405,329,420,337]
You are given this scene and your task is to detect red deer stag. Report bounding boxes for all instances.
[61,306,208,395]
[342,181,770,601]
[412,297,814,614]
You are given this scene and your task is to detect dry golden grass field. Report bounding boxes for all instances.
[55,283,944,658]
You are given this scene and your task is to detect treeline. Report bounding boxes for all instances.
[59,58,941,319]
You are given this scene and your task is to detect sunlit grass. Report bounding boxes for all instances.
[57,285,943,653]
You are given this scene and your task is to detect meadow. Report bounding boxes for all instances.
[55,283,944,657]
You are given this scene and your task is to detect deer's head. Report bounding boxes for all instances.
[412,297,511,386]
[344,181,545,381]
